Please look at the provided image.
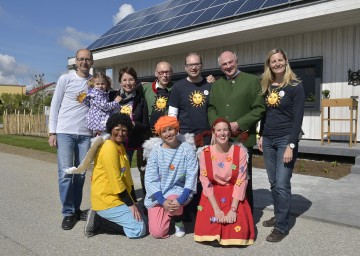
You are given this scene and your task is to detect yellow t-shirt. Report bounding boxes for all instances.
[90,140,134,211]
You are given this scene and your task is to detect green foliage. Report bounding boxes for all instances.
[0,74,53,115]
[331,161,338,167]
[322,168,330,174]
[298,162,306,172]
[0,134,57,153]
[0,93,31,114]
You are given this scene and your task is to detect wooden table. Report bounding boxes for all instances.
[321,98,358,147]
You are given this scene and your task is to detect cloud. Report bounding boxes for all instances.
[0,53,31,85]
[58,26,99,51]
[113,4,135,25]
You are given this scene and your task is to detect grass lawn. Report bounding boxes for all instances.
[0,134,57,153]
[0,133,137,167]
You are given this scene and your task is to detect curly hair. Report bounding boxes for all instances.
[106,113,133,134]
[154,116,179,135]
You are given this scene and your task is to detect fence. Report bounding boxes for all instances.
[2,110,48,137]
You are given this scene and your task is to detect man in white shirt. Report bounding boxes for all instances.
[48,49,93,230]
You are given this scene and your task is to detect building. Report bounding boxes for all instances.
[68,0,360,142]
[0,84,27,96]
[26,82,56,96]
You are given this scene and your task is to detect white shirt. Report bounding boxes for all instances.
[48,72,92,135]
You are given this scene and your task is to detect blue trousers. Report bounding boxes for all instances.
[262,135,298,233]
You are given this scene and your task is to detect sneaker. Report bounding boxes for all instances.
[84,209,97,237]
[174,222,185,238]
[262,216,276,227]
[266,229,287,242]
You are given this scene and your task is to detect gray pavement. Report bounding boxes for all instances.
[0,151,359,256]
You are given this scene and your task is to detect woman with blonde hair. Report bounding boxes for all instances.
[258,48,305,242]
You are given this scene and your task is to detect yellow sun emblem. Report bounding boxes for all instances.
[266,89,281,107]
[189,90,205,107]
[154,96,167,111]
[120,105,132,115]
[77,92,87,103]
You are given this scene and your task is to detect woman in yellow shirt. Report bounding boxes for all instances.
[84,113,146,238]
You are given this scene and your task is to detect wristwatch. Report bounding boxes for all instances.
[288,143,295,149]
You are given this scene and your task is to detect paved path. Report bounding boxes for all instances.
[0,151,359,256]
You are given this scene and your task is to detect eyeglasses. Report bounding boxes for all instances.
[185,63,202,68]
[76,57,93,63]
[157,71,172,76]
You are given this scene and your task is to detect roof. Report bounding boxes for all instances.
[26,82,56,96]
[88,0,322,51]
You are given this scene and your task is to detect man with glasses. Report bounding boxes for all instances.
[142,61,173,134]
[168,52,212,220]
[48,49,93,230]
[168,52,211,141]
[208,50,266,213]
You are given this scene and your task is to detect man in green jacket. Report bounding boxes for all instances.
[141,61,173,134]
[208,51,265,212]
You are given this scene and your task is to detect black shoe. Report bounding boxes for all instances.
[266,229,288,242]
[61,215,77,230]
[262,216,276,227]
[75,209,88,221]
[84,209,98,237]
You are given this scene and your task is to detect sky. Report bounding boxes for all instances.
[0,0,165,89]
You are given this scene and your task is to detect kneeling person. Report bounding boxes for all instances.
[144,116,198,238]
[85,113,146,238]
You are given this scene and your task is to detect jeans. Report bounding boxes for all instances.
[97,205,146,238]
[262,135,298,233]
[57,133,91,216]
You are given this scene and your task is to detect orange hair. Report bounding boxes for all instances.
[154,116,179,135]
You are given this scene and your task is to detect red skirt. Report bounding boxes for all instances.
[194,185,255,246]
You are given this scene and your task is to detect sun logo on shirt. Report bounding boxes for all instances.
[120,105,132,115]
[76,92,87,103]
[154,96,167,111]
[266,89,281,107]
[189,90,205,107]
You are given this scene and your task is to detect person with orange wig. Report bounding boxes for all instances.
[144,116,198,239]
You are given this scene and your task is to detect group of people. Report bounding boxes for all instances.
[48,47,305,246]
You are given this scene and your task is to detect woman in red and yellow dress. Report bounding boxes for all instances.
[194,118,254,246]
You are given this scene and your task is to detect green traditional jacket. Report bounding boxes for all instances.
[208,71,265,147]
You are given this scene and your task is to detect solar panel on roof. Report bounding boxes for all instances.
[147,8,173,24]
[173,10,205,30]
[262,0,289,8]
[88,0,315,51]
[211,0,231,7]
[156,15,186,34]
[128,23,156,41]
[213,0,246,21]
[175,1,201,16]
[237,0,266,14]
[192,0,216,12]
[194,5,224,24]
[142,19,170,38]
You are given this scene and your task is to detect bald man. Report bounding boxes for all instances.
[208,50,266,212]
[141,61,173,133]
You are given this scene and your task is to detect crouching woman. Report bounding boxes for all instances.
[144,116,198,238]
[85,113,146,238]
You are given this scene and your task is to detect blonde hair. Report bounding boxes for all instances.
[260,48,301,95]
[87,71,112,91]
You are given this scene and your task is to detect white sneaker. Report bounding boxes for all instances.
[174,223,185,238]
